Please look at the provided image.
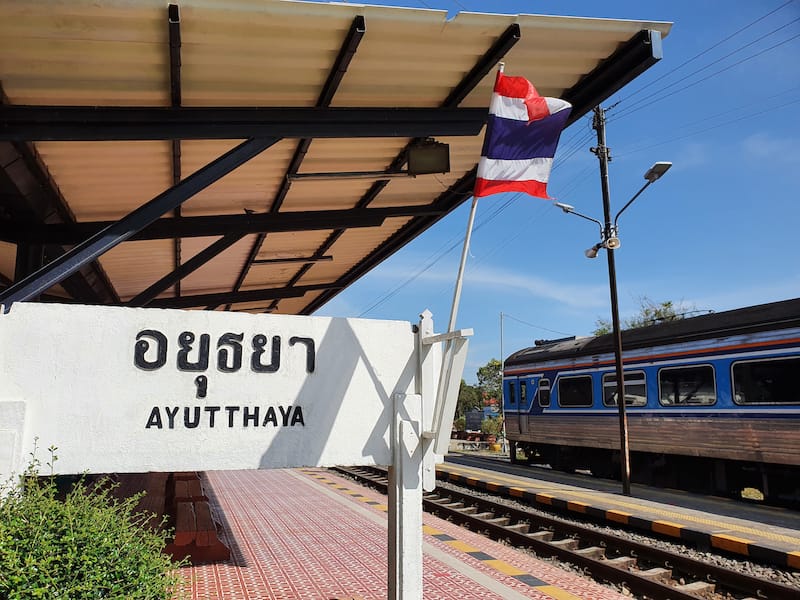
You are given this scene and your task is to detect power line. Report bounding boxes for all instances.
[503,313,572,336]
[614,0,798,106]
[616,94,800,158]
[612,23,800,121]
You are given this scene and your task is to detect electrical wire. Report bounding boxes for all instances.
[503,313,573,337]
[612,25,800,121]
[614,0,798,106]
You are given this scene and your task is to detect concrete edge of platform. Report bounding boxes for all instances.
[436,469,800,571]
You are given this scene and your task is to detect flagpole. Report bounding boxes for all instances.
[445,62,503,333]
[446,196,478,333]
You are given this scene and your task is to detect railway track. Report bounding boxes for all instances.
[333,465,798,600]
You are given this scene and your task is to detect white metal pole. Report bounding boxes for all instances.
[500,312,507,453]
[446,197,479,333]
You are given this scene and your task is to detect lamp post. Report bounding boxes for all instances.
[554,106,671,496]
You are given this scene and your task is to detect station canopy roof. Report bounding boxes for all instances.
[0,0,671,315]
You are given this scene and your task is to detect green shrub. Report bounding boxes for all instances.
[453,416,466,432]
[480,415,503,436]
[0,443,185,599]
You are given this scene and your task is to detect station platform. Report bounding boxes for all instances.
[178,468,629,599]
[438,456,800,571]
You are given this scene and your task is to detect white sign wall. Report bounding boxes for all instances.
[0,303,419,480]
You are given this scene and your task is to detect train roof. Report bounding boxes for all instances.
[504,297,800,368]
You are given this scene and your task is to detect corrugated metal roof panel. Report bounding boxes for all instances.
[0,0,670,314]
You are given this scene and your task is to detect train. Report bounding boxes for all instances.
[502,298,800,505]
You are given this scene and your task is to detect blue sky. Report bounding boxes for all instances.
[313,0,800,383]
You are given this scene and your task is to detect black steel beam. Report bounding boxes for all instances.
[0,137,280,306]
[168,2,183,298]
[0,106,488,141]
[441,24,520,108]
[5,205,442,245]
[294,23,523,314]
[126,233,241,308]
[0,134,118,303]
[143,283,341,310]
[562,29,662,126]
[301,167,478,314]
[228,16,367,310]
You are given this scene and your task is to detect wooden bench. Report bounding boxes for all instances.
[164,472,230,564]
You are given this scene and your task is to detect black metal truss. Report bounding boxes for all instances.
[0,137,280,306]
[0,106,487,141]
[0,91,118,304]
[226,15,367,311]
[168,2,183,297]
[130,6,363,309]
[562,29,663,122]
[142,283,342,310]
[265,24,521,315]
[126,233,241,308]
[3,205,444,245]
[300,28,663,314]
[302,167,478,314]
[0,20,663,314]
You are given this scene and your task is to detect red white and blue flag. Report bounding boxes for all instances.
[474,70,571,199]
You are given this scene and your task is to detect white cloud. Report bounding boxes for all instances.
[741,132,800,166]
[672,141,711,170]
[465,265,608,309]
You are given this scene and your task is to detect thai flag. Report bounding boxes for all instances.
[474,70,571,199]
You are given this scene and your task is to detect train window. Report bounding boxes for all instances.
[508,381,517,406]
[602,371,647,407]
[557,375,593,407]
[732,356,800,405]
[658,365,716,406]
[519,381,527,406]
[538,378,551,407]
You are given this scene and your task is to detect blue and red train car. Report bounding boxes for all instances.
[502,298,800,504]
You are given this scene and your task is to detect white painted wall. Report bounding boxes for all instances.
[0,303,419,480]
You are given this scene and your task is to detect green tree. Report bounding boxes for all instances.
[593,296,697,336]
[457,379,482,418]
[476,358,502,404]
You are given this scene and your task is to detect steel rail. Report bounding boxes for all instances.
[333,466,797,600]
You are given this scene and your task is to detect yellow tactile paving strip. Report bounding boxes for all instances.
[438,462,800,567]
[441,463,800,546]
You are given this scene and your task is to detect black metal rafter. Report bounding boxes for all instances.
[295,23,522,315]
[0,137,280,307]
[301,28,663,314]
[0,106,487,141]
[302,167,478,315]
[562,30,663,122]
[126,233,241,308]
[0,86,118,304]
[121,206,438,308]
[4,205,444,245]
[226,15,367,311]
[102,15,366,310]
[168,2,183,298]
[143,283,342,310]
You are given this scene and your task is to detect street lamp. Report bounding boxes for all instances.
[554,112,671,496]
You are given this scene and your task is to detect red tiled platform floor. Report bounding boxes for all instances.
[178,469,627,599]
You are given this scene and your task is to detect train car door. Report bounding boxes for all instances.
[503,376,522,436]
[518,378,529,434]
